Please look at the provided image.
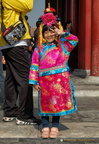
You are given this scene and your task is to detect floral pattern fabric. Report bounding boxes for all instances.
[29,31,78,116]
[38,72,77,116]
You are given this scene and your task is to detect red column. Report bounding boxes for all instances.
[91,0,99,76]
[78,0,92,70]
[67,0,79,35]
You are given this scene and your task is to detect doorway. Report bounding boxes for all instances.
[45,0,79,69]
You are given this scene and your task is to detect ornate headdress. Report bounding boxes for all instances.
[38,12,57,49]
[44,3,56,13]
[38,3,63,49]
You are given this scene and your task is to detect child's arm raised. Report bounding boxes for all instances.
[50,27,78,52]
[60,31,79,52]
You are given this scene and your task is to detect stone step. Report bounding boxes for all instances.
[71,75,99,97]
[74,84,99,90]
[75,88,99,97]
[75,85,99,97]
[71,75,99,84]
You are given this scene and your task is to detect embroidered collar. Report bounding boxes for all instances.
[46,42,55,46]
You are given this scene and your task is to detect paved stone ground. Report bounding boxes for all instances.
[0,138,99,144]
[0,96,99,144]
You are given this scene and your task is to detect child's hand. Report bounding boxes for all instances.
[33,85,41,91]
[50,26,65,36]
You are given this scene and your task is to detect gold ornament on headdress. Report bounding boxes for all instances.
[38,2,63,49]
[48,2,50,8]
[57,21,63,31]
[38,23,46,50]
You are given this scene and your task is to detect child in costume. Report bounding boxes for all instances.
[29,13,78,138]
[35,4,63,47]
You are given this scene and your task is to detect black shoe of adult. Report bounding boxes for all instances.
[32,116,42,125]
[16,118,36,125]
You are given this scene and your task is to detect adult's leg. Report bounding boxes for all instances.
[2,46,33,119]
[0,51,5,103]
[14,46,33,119]
[2,49,19,117]
[25,85,33,118]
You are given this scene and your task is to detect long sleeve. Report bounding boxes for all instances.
[2,0,34,13]
[61,31,79,52]
[29,48,40,85]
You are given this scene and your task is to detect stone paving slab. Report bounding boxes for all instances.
[0,120,99,139]
[0,122,39,138]
[0,138,99,144]
[76,97,99,111]
[37,122,99,138]
[0,96,99,142]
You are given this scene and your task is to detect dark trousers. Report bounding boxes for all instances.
[2,46,33,119]
[42,116,60,128]
[0,51,5,103]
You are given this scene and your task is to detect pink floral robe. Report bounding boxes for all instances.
[29,31,78,116]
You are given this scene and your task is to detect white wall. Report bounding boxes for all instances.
[27,0,45,28]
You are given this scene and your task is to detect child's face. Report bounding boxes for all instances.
[44,30,56,43]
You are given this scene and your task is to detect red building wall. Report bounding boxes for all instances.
[78,0,91,70]
[91,0,99,76]
[45,0,99,76]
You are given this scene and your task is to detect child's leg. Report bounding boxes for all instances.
[52,116,60,128]
[50,116,60,138]
[42,116,49,127]
[41,116,50,138]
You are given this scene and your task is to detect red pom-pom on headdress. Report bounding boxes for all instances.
[41,13,57,27]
